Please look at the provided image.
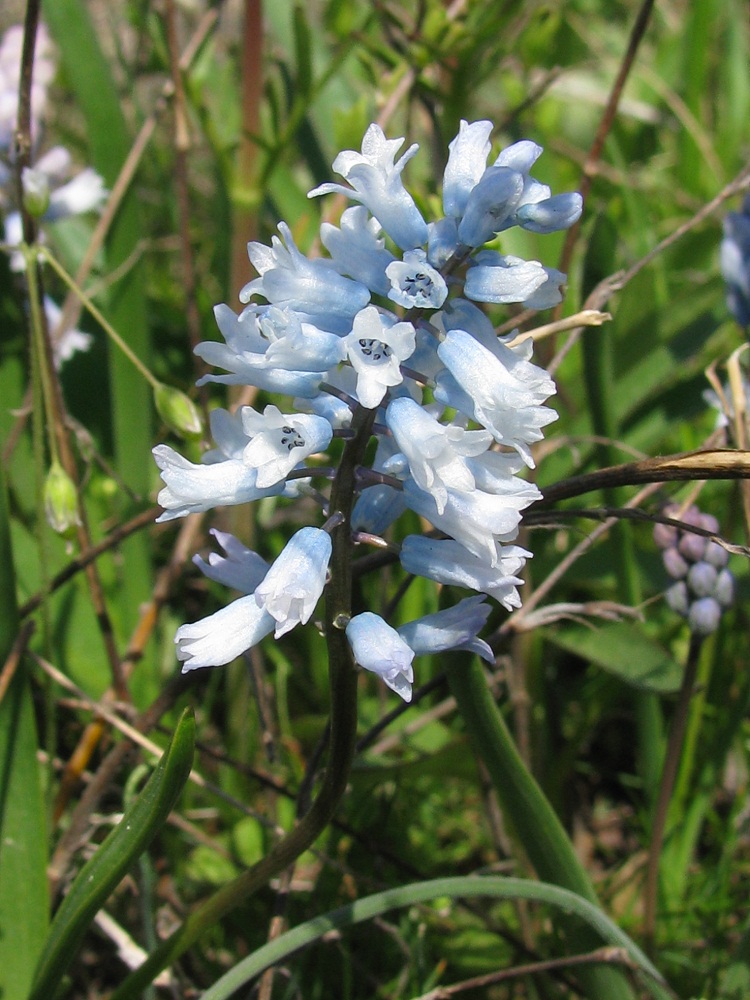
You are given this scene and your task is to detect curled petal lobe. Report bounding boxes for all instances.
[176,595,275,670]
[193,529,270,594]
[346,612,415,702]
[254,527,332,637]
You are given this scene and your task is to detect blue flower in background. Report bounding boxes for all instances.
[721,195,750,328]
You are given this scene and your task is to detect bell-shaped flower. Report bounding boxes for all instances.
[240,222,370,332]
[398,596,494,663]
[320,205,395,295]
[196,304,325,397]
[153,445,284,520]
[467,449,542,505]
[457,166,524,247]
[346,612,415,702]
[386,249,448,309]
[308,123,428,250]
[240,404,333,488]
[386,396,491,514]
[464,252,565,307]
[345,305,416,408]
[516,192,583,234]
[193,529,270,594]
[494,139,543,175]
[254,527,332,638]
[400,535,530,610]
[442,119,493,218]
[176,594,276,671]
[403,480,527,566]
[436,329,557,466]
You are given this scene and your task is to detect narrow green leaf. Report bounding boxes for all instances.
[200,876,671,1000]
[446,659,636,1000]
[44,0,153,637]
[551,621,682,693]
[0,463,49,1000]
[29,708,195,1000]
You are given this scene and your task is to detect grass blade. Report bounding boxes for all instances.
[29,707,195,1000]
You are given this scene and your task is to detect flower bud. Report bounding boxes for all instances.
[653,520,678,549]
[21,166,50,218]
[703,540,729,569]
[715,568,735,608]
[663,546,689,579]
[687,561,718,598]
[43,460,81,535]
[665,581,689,616]
[678,531,706,563]
[155,383,203,439]
[688,597,722,636]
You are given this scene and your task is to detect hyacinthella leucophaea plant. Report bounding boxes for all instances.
[154,121,583,702]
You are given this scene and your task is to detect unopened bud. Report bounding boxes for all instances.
[687,561,718,598]
[155,383,203,439]
[665,581,689,616]
[688,597,722,636]
[44,461,81,535]
[22,166,50,218]
[715,568,735,608]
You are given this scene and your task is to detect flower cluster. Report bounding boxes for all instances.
[156,121,582,701]
[654,505,734,636]
[0,22,106,367]
[720,194,750,330]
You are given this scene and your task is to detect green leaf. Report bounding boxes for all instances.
[29,708,195,1000]
[44,0,153,638]
[551,621,683,693]
[0,464,49,1000]
[199,876,672,1000]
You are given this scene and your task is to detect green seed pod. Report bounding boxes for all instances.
[154,383,203,439]
[44,461,81,536]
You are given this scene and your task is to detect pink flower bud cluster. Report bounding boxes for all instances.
[653,505,734,636]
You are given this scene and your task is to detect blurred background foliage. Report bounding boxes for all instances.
[2,0,750,996]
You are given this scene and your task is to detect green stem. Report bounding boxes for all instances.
[39,247,160,390]
[643,632,703,952]
[110,407,376,999]
[446,658,637,999]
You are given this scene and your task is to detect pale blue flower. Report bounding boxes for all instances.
[442,119,493,218]
[386,249,448,309]
[308,124,428,250]
[516,192,583,234]
[320,205,395,295]
[254,527,332,638]
[240,404,333,488]
[153,445,284,521]
[193,529,269,594]
[345,306,416,408]
[386,396,491,515]
[176,595,275,671]
[398,596,494,663]
[464,252,565,307]
[457,166,525,247]
[346,612,415,702]
[196,305,325,397]
[436,329,557,466]
[399,536,530,610]
[403,479,528,567]
[240,222,370,331]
